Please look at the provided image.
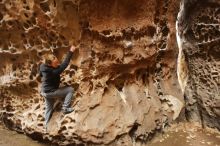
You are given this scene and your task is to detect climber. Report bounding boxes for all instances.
[39,45,76,129]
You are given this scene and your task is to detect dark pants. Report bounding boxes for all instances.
[41,86,74,127]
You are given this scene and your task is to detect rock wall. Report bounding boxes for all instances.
[0,0,219,145]
[177,0,220,129]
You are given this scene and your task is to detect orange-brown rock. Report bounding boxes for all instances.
[0,0,219,145]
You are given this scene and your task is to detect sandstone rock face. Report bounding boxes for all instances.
[177,0,220,129]
[0,0,219,145]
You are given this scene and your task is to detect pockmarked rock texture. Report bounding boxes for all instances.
[176,0,220,129]
[0,0,219,145]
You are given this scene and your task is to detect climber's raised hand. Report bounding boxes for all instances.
[70,45,76,52]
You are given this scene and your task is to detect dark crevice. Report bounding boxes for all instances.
[128,123,139,142]
[0,12,3,20]
[53,0,56,7]
[40,2,50,12]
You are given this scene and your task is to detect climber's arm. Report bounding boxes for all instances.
[52,45,76,74]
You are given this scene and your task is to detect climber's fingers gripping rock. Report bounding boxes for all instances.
[70,45,77,52]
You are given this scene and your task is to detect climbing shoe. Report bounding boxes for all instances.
[62,107,74,114]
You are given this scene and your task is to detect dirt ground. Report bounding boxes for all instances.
[0,122,219,146]
[148,123,220,146]
[0,124,47,146]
